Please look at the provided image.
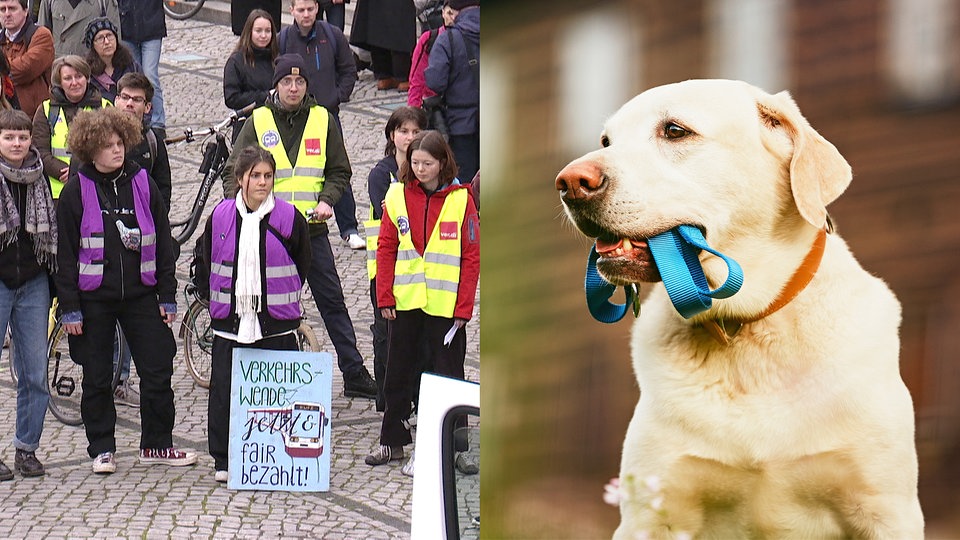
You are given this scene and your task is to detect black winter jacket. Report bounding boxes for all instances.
[55,160,177,316]
[277,21,356,115]
[193,200,311,337]
[118,0,167,43]
[222,48,274,111]
[0,152,50,289]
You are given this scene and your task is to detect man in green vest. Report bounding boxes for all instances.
[223,53,378,399]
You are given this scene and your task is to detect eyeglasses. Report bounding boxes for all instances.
[278,77,307,88]
[93,33,116,44]
[116,93,147,105]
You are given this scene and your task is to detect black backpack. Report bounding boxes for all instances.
[417,0,444,31]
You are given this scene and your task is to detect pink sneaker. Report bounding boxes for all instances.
[139,447,198,467]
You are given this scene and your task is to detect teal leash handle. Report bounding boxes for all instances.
[585,245,638,323]
[647,225,744,318]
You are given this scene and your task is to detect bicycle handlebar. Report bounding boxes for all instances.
[163,101,257,145]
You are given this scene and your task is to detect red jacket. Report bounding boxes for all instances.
[377,181,479,320]
[0,23,53,117]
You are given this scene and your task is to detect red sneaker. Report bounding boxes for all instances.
[139,447,198,467]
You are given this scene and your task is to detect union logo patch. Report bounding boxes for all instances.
[439,221,458,240]
[305,138,322,155]
[261,130,281,148]
[397,216,410,235]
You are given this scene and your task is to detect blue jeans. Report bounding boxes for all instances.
[124,39,166,129]
[0,274,51,451]
[320,2,345,30]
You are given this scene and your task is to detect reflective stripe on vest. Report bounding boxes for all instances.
[251,106,328,216]
[208,199,302,321]
[383,183,468,318]
[77,169,158,291]
[45,98,111,199]
[364,171,398,280]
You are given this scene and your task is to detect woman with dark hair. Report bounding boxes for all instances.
[192,145,311,483]
[364,106,426,412]
[366,130,479,474]
[83,17,141,103]
[223,9,278,140]
[230,0,281,37]
[55,107,195,475]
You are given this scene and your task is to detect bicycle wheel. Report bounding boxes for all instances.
[46,320,83,426]
[163,0,205,20]
[296,321,320,352]
[181,298,213,388]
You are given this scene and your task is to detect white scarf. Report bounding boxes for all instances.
[234,193,275,343]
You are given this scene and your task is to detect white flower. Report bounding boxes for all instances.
[650,494,664,511]
[643,475,662,493]
[603,477,623,506]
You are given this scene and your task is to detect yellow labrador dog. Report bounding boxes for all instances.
[555,79,923,539]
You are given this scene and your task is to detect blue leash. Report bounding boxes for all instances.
[584,225,744,322]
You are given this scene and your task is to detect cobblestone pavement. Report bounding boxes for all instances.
[0,16,479,539]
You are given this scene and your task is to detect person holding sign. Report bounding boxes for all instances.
[367,130,479,474]
[54,107,196,475]
[193,145,311,483]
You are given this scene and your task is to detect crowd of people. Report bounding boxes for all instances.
[0,0,479,484]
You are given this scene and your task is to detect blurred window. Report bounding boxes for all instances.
[887,0,958,106]
[707,0,788,92]
[559,7,636,155]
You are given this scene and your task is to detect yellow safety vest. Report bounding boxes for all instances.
[383,183,468,318]
[44,98,112,199]
[364,171,398,280]
[251,105,328,216]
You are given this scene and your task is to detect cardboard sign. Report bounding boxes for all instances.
[228,349,333,491]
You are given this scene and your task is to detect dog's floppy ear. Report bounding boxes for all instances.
[758,91,852,229]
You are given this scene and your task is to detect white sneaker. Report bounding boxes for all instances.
[114,379,140,408]
[215,470,228,483]
[93,452,116,474]
[401,451,415,477]
[344,233,365,250]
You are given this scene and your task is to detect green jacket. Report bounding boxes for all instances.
[223,92,352,237]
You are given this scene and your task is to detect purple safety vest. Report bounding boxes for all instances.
[78,169,158,291]
[208,198,301,321]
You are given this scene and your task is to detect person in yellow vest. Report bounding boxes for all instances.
[222,53,379,400]
[367,130,479,474]
[364,105,426,412]
[31,55,110,199]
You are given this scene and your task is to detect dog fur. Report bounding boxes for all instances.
[555,79,923,539]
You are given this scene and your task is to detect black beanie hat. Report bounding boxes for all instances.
[445,0,479,10]
[272,54,309,89]
[83,17,119,49]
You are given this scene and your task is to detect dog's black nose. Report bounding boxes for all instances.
[556,160,605,201]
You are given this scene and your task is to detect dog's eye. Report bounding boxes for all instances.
[600,135,610,148]
[664,123,690,139]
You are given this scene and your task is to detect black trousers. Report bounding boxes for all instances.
[208,333,298,471]
[369,279,388,411]
[69,294,177,458]
[379,308,465,448]
[307,233,365,378]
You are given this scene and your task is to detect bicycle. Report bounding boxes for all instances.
[179,283,321,389]
[45,304,126,426]
[163,0,206,20]
[166,103,256,247]
[167,104,321,388]
[1,297,128,426]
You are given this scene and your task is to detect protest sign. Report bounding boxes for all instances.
[228,349,333,491]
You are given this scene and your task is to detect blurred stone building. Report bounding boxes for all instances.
[482,0,960,537]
